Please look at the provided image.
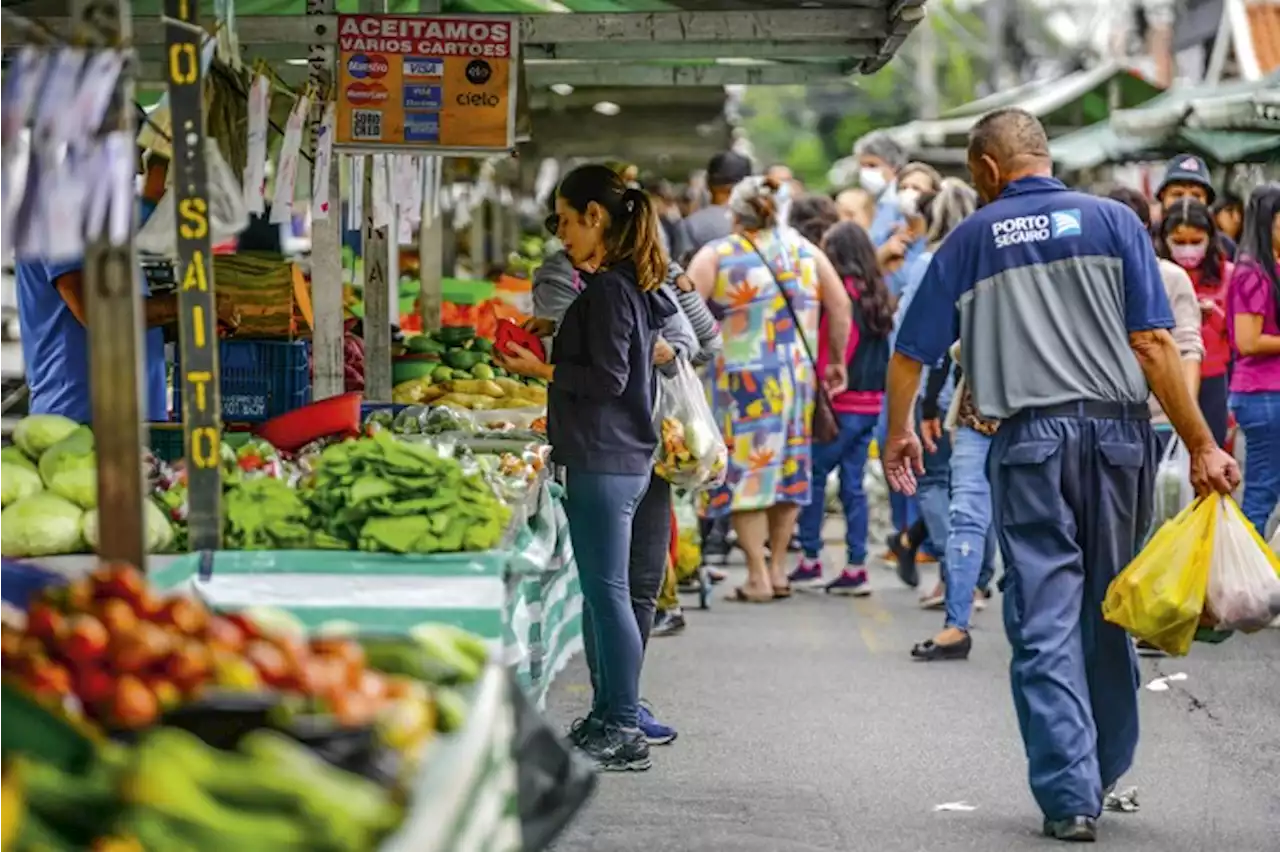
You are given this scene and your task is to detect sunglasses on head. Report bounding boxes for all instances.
[544,214,558,235]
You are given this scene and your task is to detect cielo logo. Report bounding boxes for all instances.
[346,82,389,105]
[456,92,500,108]
[347,53,389,79]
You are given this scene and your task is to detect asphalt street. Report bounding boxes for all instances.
[545,521,1280,852]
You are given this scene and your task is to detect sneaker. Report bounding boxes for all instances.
[788,556,824,587]
[567,715,603,749]
[824,568,871,597]
[972,589,987,612]
[651,608,687,638]
[1042,816,1097,842]
[581,724,651,771]
[637,703,678,745]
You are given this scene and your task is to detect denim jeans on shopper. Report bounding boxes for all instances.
[915,428,952,576]
[798,412,879,564]
[565,468,651,729]
[877,407,920,535]
[944,427,996,631]
[1230,391,1280,536]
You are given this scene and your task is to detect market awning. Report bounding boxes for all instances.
[881,61,1166,155]
[3,2,928,88]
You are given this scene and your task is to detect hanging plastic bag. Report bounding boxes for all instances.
[1152,437,1193,527]
[136,141,249,258]
[1205,497,1280,632]
[1102,498,1216,656]
[652,359,727,490]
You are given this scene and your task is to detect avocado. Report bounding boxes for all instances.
[471,338,494,354]
[406,336,445,355]
[436,326,475,347]
[471,363,495,380]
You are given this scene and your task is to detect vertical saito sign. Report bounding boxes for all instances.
[164,0,222,549]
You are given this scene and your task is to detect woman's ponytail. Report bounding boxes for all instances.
[618,187,668,292]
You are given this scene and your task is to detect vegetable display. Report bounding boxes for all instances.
[392,326,547,412]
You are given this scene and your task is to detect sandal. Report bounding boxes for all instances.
[771,584,793,599]
[726,586,774,604]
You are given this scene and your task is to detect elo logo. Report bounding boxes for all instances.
[465,59,493,85]
[456,92,500,108]
[347,53,389,79]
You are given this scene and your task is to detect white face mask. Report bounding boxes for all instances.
[859,167,888,197]
[897,188,921,218]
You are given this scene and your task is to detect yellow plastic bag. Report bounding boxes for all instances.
[1102,498,1216,656]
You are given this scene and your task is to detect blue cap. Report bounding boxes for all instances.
[1157,154,1215,204]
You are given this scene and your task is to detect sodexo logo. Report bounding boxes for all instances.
[1051,209,1083,238]
[347,53,389,79]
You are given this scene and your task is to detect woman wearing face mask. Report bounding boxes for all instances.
[1157,198,1234,445]
[499,164,678,772]
[1227,184,1280,536]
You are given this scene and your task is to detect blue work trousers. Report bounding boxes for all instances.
[1230,391,1280,536]
[944,427,998,631]
[878,408,920,535]
[798,412,879,564]
[989,406,1156,821]
[565,468,651,729]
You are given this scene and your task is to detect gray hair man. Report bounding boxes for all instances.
[853,130,909,246]
[882,107,1239,843]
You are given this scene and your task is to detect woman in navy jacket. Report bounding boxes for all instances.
[499,164,676,772]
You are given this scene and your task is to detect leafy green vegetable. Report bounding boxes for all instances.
[82,499,174,553]
[12,414,79,459]
[1,463,44,507]
[1,493,84,556]
[1,446,37,471]
[38,426,98,509]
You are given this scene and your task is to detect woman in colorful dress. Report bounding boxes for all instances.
[685,176,852,602]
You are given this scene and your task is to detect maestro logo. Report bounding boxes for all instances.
[345,82,389,105]
[347,53,389,79]
[464,59,493,85]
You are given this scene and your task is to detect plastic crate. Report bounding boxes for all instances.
[175,339,310,423]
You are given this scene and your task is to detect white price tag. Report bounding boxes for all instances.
[311,101,336,220]
[270,93,310,224]
[372,154,391,230]
[69,51,126,139]
[2,48,49,144]
[243,73,271,214]
[13,148,48,259]
[36,49,88,140]
[43,152,87,262]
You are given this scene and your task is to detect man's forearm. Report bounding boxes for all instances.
[886,352,924,439]
[1132,330,1215,452]
[144,293,179,328]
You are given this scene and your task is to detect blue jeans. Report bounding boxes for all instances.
[944,427,996,631]
[798,412,879,564]
[564,469,651,729]
[915,428,952,576]
[1230,391,1280,536]
[877,408,922,536]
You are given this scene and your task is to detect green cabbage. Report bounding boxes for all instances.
[81,498,174,554]
[13,414,79,459]
[0,493,85,557]
[1,446,36,471]
[39,426,97,509]
[2,463,44,508]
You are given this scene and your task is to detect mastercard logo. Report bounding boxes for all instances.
[346,82,389,105]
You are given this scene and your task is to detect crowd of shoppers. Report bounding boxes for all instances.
[519,128,1278,796]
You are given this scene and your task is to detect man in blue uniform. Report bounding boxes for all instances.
[882,108,1240,842]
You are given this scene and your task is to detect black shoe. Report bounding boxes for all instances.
[651,609,687,638]
[567,715,603,749]
[910,633,972,661]
[1043,816,1097,842]
[581,724,651,772]
[890,532,919,588]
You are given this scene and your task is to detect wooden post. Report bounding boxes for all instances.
[308,0,344,400]
[73,0,147,569]
[416,0,444,333]
[362,154,392,399]
[164,0,221,551]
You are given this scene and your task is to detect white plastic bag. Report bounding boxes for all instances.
[1153,437,1194,527]
[652,359,727,490]
[1206,498,1280,632]
[136,141,249,258]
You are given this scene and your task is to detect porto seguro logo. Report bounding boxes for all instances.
[1051,209,1082,238]
[347,53,389,79]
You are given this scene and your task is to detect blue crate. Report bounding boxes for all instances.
[175,339,311,423]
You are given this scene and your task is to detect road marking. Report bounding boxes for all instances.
[859,624,881,653]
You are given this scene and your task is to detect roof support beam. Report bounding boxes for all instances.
[523,39,880,62]
[2,10,887,49]
[526,62,852,88]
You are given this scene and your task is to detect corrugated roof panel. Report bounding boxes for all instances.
[1246,0,1280,75]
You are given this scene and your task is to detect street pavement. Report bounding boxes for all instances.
[545,524,1280,852]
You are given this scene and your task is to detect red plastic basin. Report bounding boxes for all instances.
[254,392,364,453]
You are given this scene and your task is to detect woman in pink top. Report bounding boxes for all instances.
[791,222,896,593]
[1227,184,1280,535]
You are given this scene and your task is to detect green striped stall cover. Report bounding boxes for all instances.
[380,663,521,852]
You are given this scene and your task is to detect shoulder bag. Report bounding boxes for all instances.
[741,234,840,444]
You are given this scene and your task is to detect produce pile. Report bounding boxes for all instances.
[1,562,492,851]
[392,326,547,412]
[2,416,176,559]
[2,419,519,557]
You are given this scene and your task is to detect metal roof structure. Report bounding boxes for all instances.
[3,1,928,88]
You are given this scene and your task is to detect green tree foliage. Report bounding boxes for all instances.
[740,0,989,190]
